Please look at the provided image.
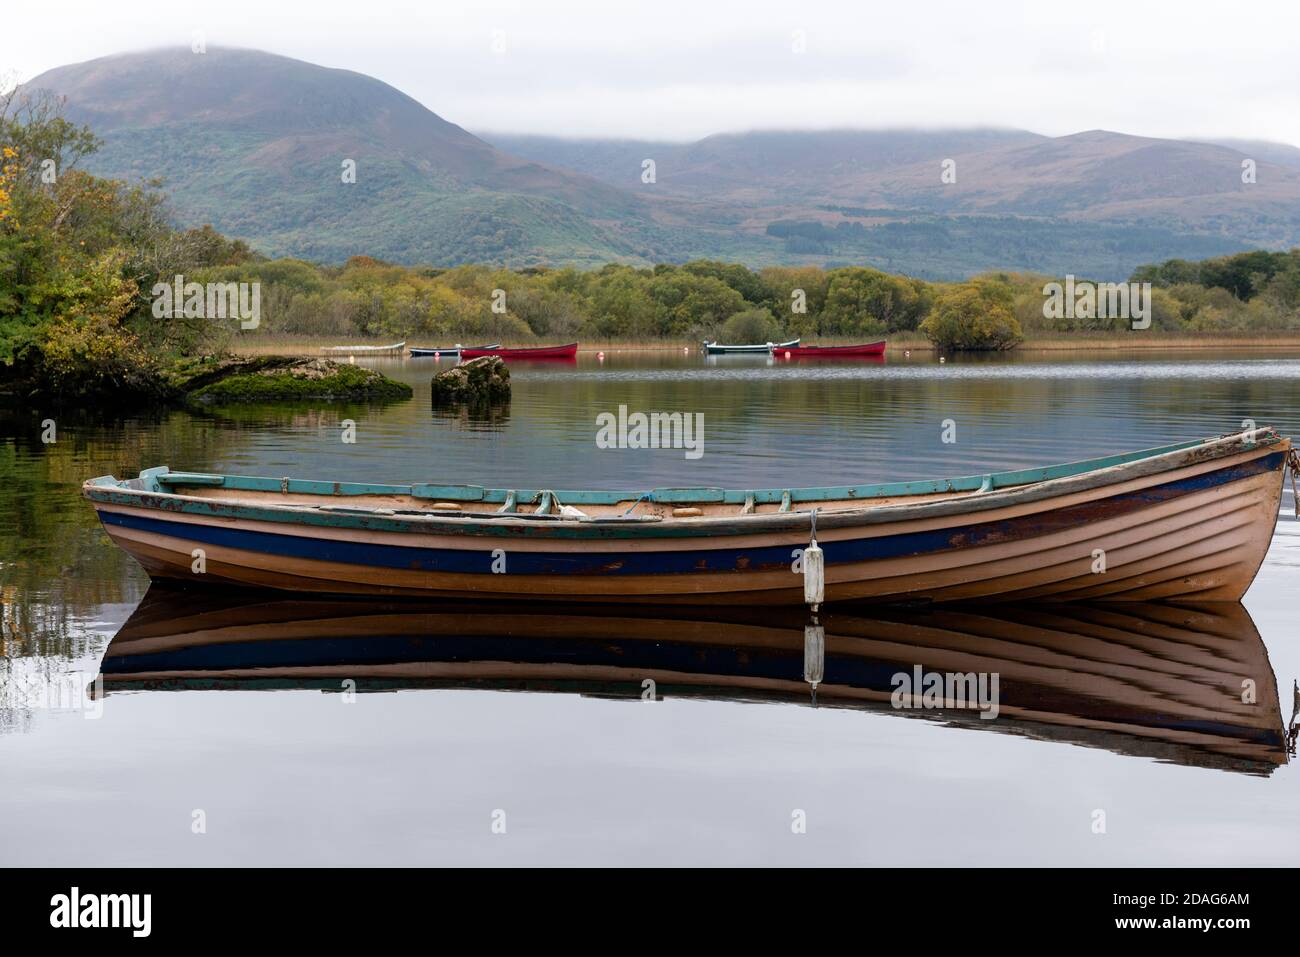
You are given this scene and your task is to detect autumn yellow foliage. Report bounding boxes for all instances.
[0,145,17,224]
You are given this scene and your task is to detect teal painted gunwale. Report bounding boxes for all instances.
[82,434,1273,542]
[92,435,1220,505]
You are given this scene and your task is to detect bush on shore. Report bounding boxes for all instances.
[920,279,1023,351]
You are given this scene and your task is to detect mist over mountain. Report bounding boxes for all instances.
[25,47,1300,278]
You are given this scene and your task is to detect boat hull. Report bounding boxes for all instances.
[409,343,500,357]
[460,343,578,360]
[321,341,406,355]
[778,341,886,357]
[704,338,799,354]
[85,437,1288,605]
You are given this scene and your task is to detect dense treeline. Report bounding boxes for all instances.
[208,256,941,343]
[5,98,1300,405]
[219,248,1300,346]
[1126,250,1300,329]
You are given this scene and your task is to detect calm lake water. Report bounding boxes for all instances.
[2,347,1299,865]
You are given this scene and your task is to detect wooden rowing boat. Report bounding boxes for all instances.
[703,337,800,355]
[96,589,1290,775]
[409,343,500,357]
[777,341,886,358]
[459,343,578,360]
[81,428,1290,605]
[320,341,406,355]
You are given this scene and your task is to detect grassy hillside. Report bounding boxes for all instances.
[24,48,1293,279]
[28,48,656,267]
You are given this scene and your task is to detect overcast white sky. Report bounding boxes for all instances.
[3,0,1298,145]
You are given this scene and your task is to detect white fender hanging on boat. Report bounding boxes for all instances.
[803,509,824,610]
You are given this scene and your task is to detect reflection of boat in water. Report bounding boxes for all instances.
[99,589,1289,776]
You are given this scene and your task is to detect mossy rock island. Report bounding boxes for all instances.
[178,356,413,404]
[430,356,511,404]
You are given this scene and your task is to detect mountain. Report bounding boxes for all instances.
[852,130,1300,246]
[488,128,1300,246]
[1198,138,1300,171]
[487,127,1299,276]
[485,128,1046,201]
[24,47,1300,278]
[476,134,686,192]
[25,48,657,266]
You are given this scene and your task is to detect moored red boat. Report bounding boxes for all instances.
[82,428,1291,606]
[777,340,886,358]
[460,342,578,360]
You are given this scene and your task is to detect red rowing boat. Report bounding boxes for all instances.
[776,340,886,358]
[460,342,579,360]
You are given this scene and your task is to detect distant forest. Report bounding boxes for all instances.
[4,96,1300,401]
[211,248,1300,346]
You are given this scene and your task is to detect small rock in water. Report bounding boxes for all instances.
[431,355,511,404]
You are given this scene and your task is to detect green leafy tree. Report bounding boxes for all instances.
[820,267,929,335]
[646,270,746,336]
[681,259,767,303]
[718,307,782,344]
[920,279,1023,351]
[758,266,830,335]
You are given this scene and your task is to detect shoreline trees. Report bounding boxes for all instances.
[4,102,1299,404]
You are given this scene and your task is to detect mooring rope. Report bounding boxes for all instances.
[1288,449,1300,518]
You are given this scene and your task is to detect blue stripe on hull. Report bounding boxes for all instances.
[98,452,1282,578]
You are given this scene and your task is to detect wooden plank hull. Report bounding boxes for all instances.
[97,591,1289,775]
[84,434,1290,604]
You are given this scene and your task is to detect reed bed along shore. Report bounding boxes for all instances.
[227,332,1300,357]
